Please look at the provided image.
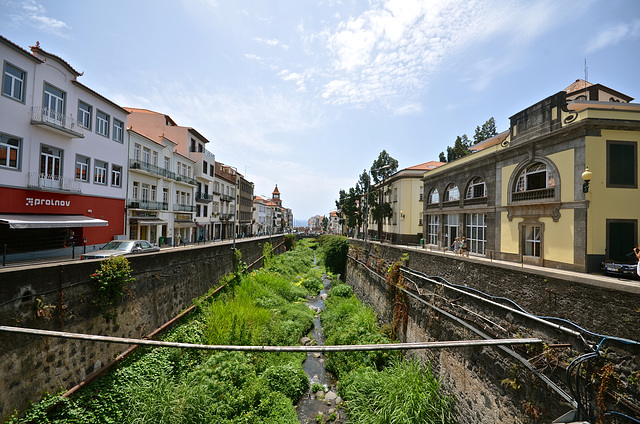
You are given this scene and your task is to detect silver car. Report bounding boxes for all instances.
[81,240,160,260]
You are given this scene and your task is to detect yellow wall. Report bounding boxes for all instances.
[500,212,520,253]
[541,210,574,264]
[546,150,574,202]
[500,164,517,207]
[584,129,640,255]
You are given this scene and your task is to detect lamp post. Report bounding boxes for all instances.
[364,164,390,253]
[582,167,592,193]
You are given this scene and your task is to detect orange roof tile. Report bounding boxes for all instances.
[470,130,509,152]
[405,161,446,171]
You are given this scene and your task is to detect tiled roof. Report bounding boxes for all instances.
[406,161,446,171]
[470,130,509,152]
[30,41,83,77]
[563,79,593,94]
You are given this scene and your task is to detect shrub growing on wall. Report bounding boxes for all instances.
[89,256,135,323]
[320,235,348,278]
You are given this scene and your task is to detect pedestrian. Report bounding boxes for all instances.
[634,243,640,278]
[461,236,469,257]
[451,237,461,255]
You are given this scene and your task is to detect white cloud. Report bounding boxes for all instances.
[7,0,71,37]
[587,19,640,53]
[254,37,281,47]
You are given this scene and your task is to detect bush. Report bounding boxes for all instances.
[320,236,348,278]
[261,363,309,401]
[284,234,296,250]
[89,255,135,323]
[330,283,352,298]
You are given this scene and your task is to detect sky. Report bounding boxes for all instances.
[1,0,639,225]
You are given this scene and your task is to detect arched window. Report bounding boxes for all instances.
[444,184,460,202]
[428,188,439,204]
[515,163,555,192]
[512,162,557,201]
[466,177,486,199]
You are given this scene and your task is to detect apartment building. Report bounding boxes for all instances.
[0,36,129,257]
[215,161,237,240]
[238,173,254,237]
[126,129,197,245]
[422,80,639,272]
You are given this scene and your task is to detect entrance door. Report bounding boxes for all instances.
[607,220,636,261]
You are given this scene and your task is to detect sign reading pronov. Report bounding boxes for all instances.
[26,197,71,207]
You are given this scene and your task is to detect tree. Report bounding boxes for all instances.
[473,117,497,145]
[439,151,446,162]
[321,216,329,232]
[369,150,399,240]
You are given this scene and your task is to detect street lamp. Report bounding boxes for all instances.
[364,164,390,253]
[582,167,592,193]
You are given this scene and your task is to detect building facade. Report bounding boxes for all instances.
[422,80,639,272]
[0,37,129,257]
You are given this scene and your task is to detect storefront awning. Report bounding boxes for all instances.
[174,220,196,228]
[137,219,168,225]
[0,214,108,229]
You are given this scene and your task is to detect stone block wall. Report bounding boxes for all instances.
[0,236,283,421]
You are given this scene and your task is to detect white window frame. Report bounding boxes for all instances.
[427,215,438,245]
[113,119,124,142]
[466,178,486,199]
[94,160,108,185]
[142,147,150,164]
[96,110,110,137]
[515,163,553,192]
[43,83,65,125]
[466,213,486,255]
[151,185,157,201]
[133,182,139,199]
[0,133,21,170]
[445,185,460,202]
[134,144,141,162]
[111,164,122,187]
[40,145,62,180]
[428,188,439,204]
[141,184,149,202]
[163,188,169,204]
[75,155,90,182]
[2,62,26,102]
[78,101,92,130]
[524,226,541,257]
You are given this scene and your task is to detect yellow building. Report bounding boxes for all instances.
[422,80,639,273]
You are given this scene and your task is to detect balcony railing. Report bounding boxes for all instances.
[28,172,82,193]
[30,107,84,138]
[175,174,197,186]
[220,213,234,220]
[220,194,234,202]
[127,199,168,210]
[129,159,177,180]
[173,204,196,212]
[196,191,214,202]
[512,187,555,202]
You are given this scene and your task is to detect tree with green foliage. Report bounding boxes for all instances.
[440,117,497,163]
[321,216,329,232]
[370,150,398,240]
[320,235,349,278]
[473,117,497,145]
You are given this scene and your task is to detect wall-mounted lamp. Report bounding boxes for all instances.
[582,167,592,193]
[400,210,405,219]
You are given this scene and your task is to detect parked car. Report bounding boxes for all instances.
[601,250,639,279]
[81,240,160,260]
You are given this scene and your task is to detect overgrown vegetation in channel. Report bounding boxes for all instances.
[8,239,321,424]
[321,239,455,424]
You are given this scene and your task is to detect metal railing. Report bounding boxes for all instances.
[220,194,234,202]
[27,172,82,193]
[31,107,84,137]
[512,187,555,202]
[173,204,196,212]
[129,159,176,180]
[220,213,234,220]
[175,174,197,186]
[196,192,214,202]
[127,199,168,210]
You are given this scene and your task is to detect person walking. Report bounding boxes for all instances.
[634,243,640,278]
[461,236,469,257]
[451,237,461,255]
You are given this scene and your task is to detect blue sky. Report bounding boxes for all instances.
[2,0,639,224]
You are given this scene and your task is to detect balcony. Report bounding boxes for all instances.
[129,159,175,180]
[127,199,168,210]
[220,194,234,202]
[512,187,555,202]
[220,213,234,220]
[28,172,82,193]
[196,191,214,202]
[30,107,84,138]
[173,204,196,212]
[174,174,197,186]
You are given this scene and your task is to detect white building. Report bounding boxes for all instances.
[0,36,129,257]
[126,129,197,245]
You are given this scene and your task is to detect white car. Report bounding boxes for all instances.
[81,240,160,260]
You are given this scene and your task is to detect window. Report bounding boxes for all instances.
[607,141,637,188]
[40,145,62,180]
[96,110,110,137]
[466,214,486,255]
[203,160,208,171]
[164,156,170,171]
[142,147,150,164]
[43,84,65,125]
[113,119,124,142]
[94,160,107,184]
[151,185,157,201]
[428,188,439,204]
[524,226,541,257]
[466,177,486,199]
[427,215,438,245]
[445,185,460,202]
[444,214,459,248]
[163,188,169,203]
[3,62,26,102]
[515,163,554,192]
[78,101,92,129]
[75,155,90,181]
[134,144,141,162]
[141,184,149,202]
[111,164,122,187]
[0,133,21,169]
[210,164,214,177]
[133,182,139,199]
[152,151,158,167]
